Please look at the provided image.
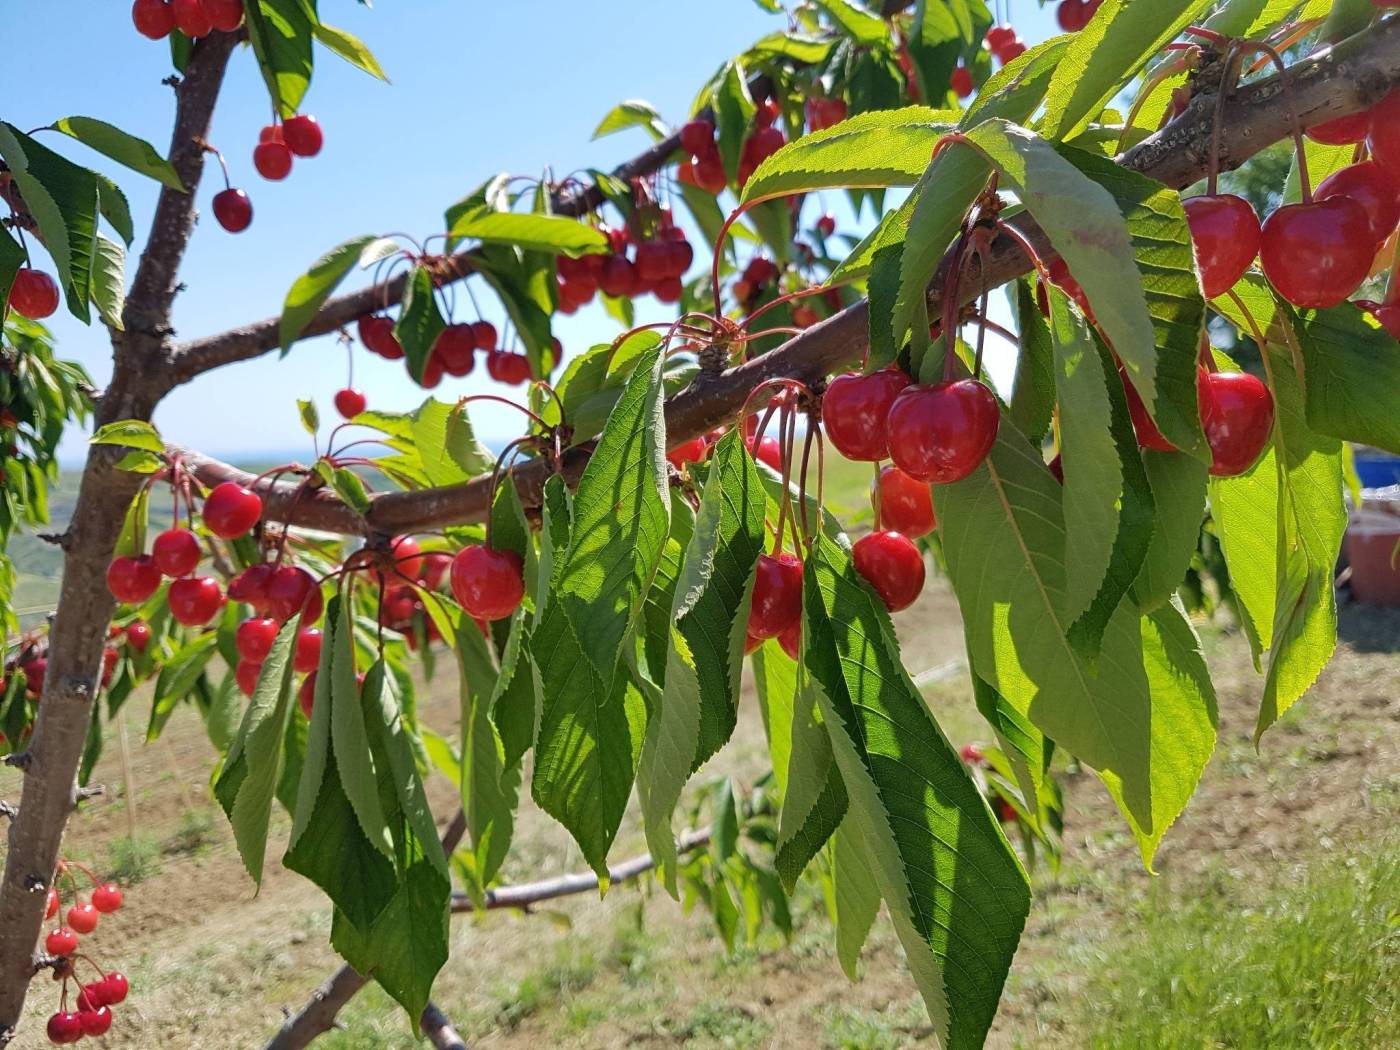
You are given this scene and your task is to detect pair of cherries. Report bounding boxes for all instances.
[233,619,322,696]
[1123,365,1274,477]
[677,119,727,194]
[130,0,241,40]
[822,367,1000,485]
[252,116,324,182]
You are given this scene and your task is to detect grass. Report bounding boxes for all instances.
[165,806,219,855]
[1075,835,1400,1049]
[104,833,162,884]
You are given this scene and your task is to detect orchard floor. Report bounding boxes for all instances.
[4,583,1398,1050]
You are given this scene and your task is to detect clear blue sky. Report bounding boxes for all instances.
[4,1,1058,464]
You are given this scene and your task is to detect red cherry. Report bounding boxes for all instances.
[747,553,803,640]
[792,304,819,328]
[152,527,201,577]
[389,535,423,581]
[1118,365,1176,452]
[291,628,322,673]
[235,617,279,662]
[91,882,123,913]
[1183,194,1261,299]
[228,562,276,612]
[102,972,130,1005]
[22,657,46,697]
[333,387,367,419]
[131,0,175,39]
[853,531,926,612]
[1315,161,1400,242]
[997,798,1018,823]
[667,436,709,469]
[100,645,119,688]
[358,315,404,359]
[47,1011,83,1045]
[486,350,532,385]
[253,140,293,181]
[167,576,223,626]
[754,98,782,129]
[171,0,212,37]
[821,368,912,462]
[212,188,252,233]
[79,1007,113,1037]
[66,903,99,935]
[599,255,640,298]
[450,546,525,621]
[265,566,322,623]
[433,324,476,376]
[298,672,317,719]
[1259,196,1374,308]
[1057,0,1089,30]
[203,482,263,538]
[418,353,445,389]
[45,886,60,919]
[106,555,162,603]
[815,214,836,238]
[1048,453,1064,483]
[7,268,60,319]
[259,123,284,144]
[418,551,452,590]
[873,466,936,538]
[679,119,716,154]
[985,24,1017,49]
[282,114,323,157]
[744,631,764,654]
[204,0,242,30]
[959,742,984,764]
[653,276,684,304]
[471,320,499,350]
[235,658,262,697]
[746,434,784,472]
[951,64,974,98]
[1199,369,1274,477]
[45,927,78,956]
[1366,89,1400,178]
[1305,110,1369,145]
[124,621,150,652]
[777,620,800,661]
[886,379,1000,484]
[634,241,670,283]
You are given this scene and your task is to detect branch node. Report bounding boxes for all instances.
[23,874,46,893]
[75,784,104,803]
[36,531,70,549]
[0,801,15,821]
[162,74,181,90]
[2,752,32,772]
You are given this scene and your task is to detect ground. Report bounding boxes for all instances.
[4,568,1397,1050]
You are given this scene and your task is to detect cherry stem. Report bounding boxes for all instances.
[455,394,550,432]
[202,145,234,192]
[711,200,764,312]
[736,377,810,429]
[871,461,883,531]
[1198,331,1218,373]
[483,436,538,550]
[1117,51,1195,155]
[742,283,835,330]
[1208,45,1245,198]
[1234,38,1311,199]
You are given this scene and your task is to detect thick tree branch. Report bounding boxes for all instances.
[178,17,1400,539]
[0,31,238,1045]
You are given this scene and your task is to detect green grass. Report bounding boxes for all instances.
[104,833,162,884]
[1077,836,1400,1049]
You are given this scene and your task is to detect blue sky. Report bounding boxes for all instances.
[4,1,1058,464]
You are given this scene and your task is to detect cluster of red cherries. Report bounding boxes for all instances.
[208,115,324,235]
[353,314,533,400]
[41,863,129,1044]
[130,0,242,40]
[1055,0,1103,33]
[676,98,788,195]
[556,212,695,309]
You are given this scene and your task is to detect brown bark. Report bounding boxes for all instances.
[0,32,238,1044]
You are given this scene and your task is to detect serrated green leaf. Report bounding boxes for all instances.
[1008,278,1054,442]
[741,106,955,205]
[749,30,834,63]
[713,60,757,186]
[863,194,918,368]
[91,419,163,453]
[147,633,218,741]
[395,267,446,384]
[1133,450,1208,610]
[1038,0,1214,141]
[805,532,1030,1047]
[592,99,667,141]
[88,233,125,330]
[457,617,520,891]
[1050,294,1155,659]
[245,0,315,118]
[448,207,607,256]
[279,235,379,353]
[92,172,134,246]
[1295,304,1400,455]
[813,0,887,41]
[831,817,881,979]
[830,190,913,287]
[774,673,847,891]
[937,413,1217,864]
[313,21,389,82]
[962,37,1071,126]
[51,116,184,191]
[637,433,765,892]
[0,226,23,308]
[968,659,1054,826]
[114,449,165,474]
[532,348,670,874]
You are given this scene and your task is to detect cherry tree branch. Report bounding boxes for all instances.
[263,825,711,1050]
[0,31,239,1045]
[175,15,1400,540]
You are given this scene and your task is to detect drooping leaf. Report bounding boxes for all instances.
[50,116,184,191]
[1133,450,1209,611]
[313,21,389,82]
[1295,303,1400,456]
[1008,278,1054,443]
[448,207,608,256]
[245,0,315,118]
[813,0,887,42]
[94,172,134,246]
[394,267,446,384]
[968,660,1054,825]
[0,227,23,308]
[804,532,1030,1048]
[531,348,670,874]
[830,818,881,980]
[456,616,520,890]
[961,37,1071,126]
[592,99,668,141]
[147,633,219,741]
[88,233,126,330]
[713,60,757,186]
[773,672,847,891]
[278,235,380,353]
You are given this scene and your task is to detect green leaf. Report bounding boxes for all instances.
[749,30,834,63]
[0,227,23,308]
[328,466,370,514]
[1008,278,1054,442]
[741,107,955,204]
[804,532,1030,1048]
[531,348,670,875]
[962,37,1071,126]
[0,123,99,322]
[937,413,1217,864]
[297,399,318,435]
[88,233,125,330]
[813,0,887,41]
[713,60,757,186]
[1049,294,1155,660]
[114,449,165,474]
[147,633,218,741]
[278,235,380,353]
[961,124,1206,454]
[472,243,555,371]
[861,194,918,368]
[774,676,847,891]
[636,432,766,892]
[50,116,184,191]
[214,617,300,885]
[1295,304,1400,455]
[91,419,163,453]
[1133,451,1208,611]
[394,267,446,385]
[831,818,881,980]
[1038,0,1214,141]
[93,173,134,246]
[313,21,389,82]
[447,207,607,256]
[592,99,667,141]
[456,616,520,889]
[968,660,1054,825]
[329,600,393,859]
[245,0,315,118]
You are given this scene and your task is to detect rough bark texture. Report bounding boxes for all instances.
[0,32,237,1044]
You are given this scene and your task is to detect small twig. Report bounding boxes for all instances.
[74,785,103,803]
[0,802,16,821]
[1,753,31,772]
